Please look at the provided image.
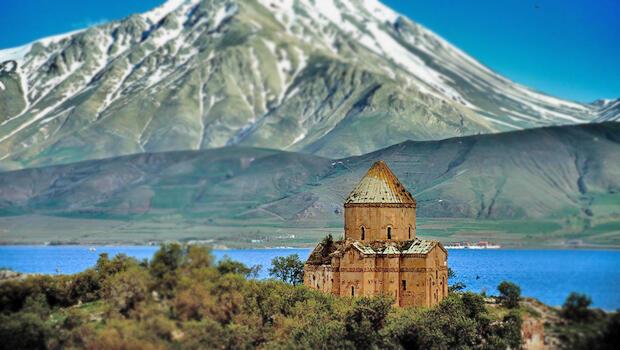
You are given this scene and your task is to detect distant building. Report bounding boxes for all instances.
[304,160,448,307]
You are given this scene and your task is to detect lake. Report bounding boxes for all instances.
[1,246,619,310]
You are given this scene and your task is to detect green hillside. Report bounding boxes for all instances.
[0,123,619,247]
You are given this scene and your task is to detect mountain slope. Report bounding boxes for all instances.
[1,123,618,237]
[593,99,620,122]
[0,0,617,170]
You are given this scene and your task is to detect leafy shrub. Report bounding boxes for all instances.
[561,292,593,322]
[217,256,261,278]
[380,292,523,349]
[0,312,52,350]
[461,291,486,319]
[150,243,184,297]
[499,310,523,349]
[0,245,535,350]
[103,266,151,316]
[345,296,393,349]
[70,268,100,303]
[498,281,521,308]
[269,254,304,285]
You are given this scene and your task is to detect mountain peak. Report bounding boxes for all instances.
[255,0,399,24]
[0,0,615,170]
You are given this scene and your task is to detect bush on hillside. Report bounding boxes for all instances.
[561,292,593,322]
[0,245,530,350]
[498,281,521,308]
[217,256,261,278]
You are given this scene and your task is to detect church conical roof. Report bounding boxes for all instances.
[345,161,416,205]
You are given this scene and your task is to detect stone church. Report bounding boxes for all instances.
[304,160,448,307]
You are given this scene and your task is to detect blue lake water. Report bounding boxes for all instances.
[1,246,619,310]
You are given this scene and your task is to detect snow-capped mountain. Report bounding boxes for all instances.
[592,99,620,122]
[0,0,616,170]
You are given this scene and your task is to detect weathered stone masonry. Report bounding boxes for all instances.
[304,160,448,308]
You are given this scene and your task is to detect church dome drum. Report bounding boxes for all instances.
[344,160,416,241]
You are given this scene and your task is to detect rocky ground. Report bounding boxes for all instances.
[0,269,29,282]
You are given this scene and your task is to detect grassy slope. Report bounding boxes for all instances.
[0,123,618,247]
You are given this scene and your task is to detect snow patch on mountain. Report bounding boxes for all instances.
[0,0,614,170]
[593,98,620,122]
[213,3,238,28]
[142,0,198,23]
[0,44,32,64]
[0,29,85,68]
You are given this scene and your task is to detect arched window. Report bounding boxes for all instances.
[361,226,365,240]
[387,226,392,240]
[351,286,355,296]
[408,226,412,239]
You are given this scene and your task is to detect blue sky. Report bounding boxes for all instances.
[0,0,618,102]
[382,0,620,102]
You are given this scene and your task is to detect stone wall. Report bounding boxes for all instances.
[344,205,416,241]
[304,244,448,308]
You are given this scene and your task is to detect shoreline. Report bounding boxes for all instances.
[0,243,308,250]
[1,242,619,250]
[2,248,618,310]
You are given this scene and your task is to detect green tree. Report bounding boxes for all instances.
[269,254,304,285]
[461,291,486,319]
[103,266,151,316]
[561,292,592,322]
[210,274,246,324]
[173,282,215,322]
[150,243,184,297]
[217,256,261,278]
[0,312,51,350]
[498,281,521,308]
[95,253,137,280]
[447,267,466,293]
[20,293,50,317]
[380,307,423,349]
[417,295,479,349]
[345,296,393,350]
[69,268,100,302]
[184,245,214,270]
[501,310,523,349]
[569,311,620,350]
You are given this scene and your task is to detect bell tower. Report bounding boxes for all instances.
[343,161,416,241]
